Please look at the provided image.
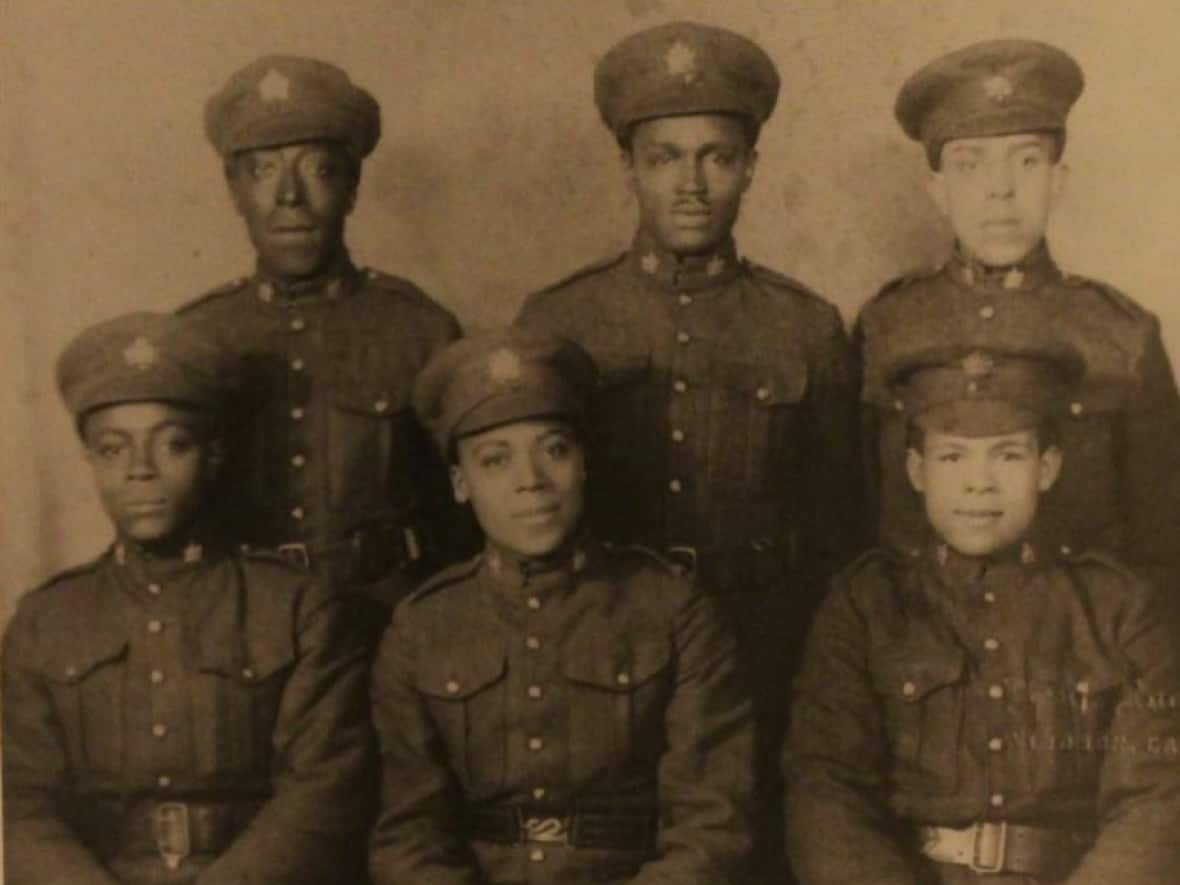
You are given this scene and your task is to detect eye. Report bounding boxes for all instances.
[1021,153,1042,169]
[1000,449,1028,462]
[936,451,962,464]
[543,437,572,460]
[710,151,737,168]
[249,158,279,180]
[479,452,509,470]
[95,442,125,460]
[954,159,978,174]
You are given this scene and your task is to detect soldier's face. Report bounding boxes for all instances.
[451,419,586,558]
[82,402,222,545]
[623,114,756,256]
[228,141,357,281]
[907,428,1061,557]
[929,133,1067,267]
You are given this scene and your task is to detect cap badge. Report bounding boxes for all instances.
[488,348,524,385]
[983,74,1014,104]
[1003,267,1025,290]
[258,68,291,103]
[665,41,699,84]
[706,255,725,277]
[640,251,660,274]
[183,542,204,564]
[123,336,159,371]
[962,351,996,379]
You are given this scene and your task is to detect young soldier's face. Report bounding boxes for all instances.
[451,419,586,559]
[228,141,357,281]
[82,402,222,544]
[929,133,1067,267]
[906,428,1061,556]
[623,114,756,256]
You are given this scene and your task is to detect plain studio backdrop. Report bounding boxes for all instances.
[3,0,1179,624]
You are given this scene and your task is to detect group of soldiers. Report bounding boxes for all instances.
[5,18,1180,885]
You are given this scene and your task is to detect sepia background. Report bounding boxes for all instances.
[3,0,1179,626]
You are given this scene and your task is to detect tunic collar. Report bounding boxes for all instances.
[946,240,1062,293]
[251,251,360,305]
[626,230,743,292]
[481,537,592,594]
[917,536,1039,590]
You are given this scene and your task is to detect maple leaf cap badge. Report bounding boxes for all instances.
[665,40,699,83]
[983,73,1014,104]
[487,348,524,385]
[258,68,291,103]
[123,336,159,371]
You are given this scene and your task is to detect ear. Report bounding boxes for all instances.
[620,149,637,196]
[1037,444,1063,492]
[905,447,927,494]
[742,148,759,192]
[449,464,470,504]
[926,169,950,218]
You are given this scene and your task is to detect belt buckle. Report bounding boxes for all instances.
[522,815,569,844]
[152,802,191,871]
[970,821,1008,874]
[666,545,698,576]
[276,542,311,569]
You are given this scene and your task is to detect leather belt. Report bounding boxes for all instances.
[271,520,422,583]
[918,821,1090,875]
[78,799,262,868]
[664,538,789,592]
[470,806,659,851]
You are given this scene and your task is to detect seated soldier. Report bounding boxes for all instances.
[2,313,374,885]
[368,329,755,884]
[785,344,1180,884]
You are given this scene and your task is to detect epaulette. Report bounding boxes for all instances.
[745,260,827,302]
[533,252,628,296]
[837,546,906,583]
[175,276,250,314]
[868,265,942,303]
[358,268,454,313]
[25,552,106,597]
[1060,274,1151,324]
[404,554,482,604]
[615,543,681,574]
[1060,547,1138,579]
[236,544,310,574]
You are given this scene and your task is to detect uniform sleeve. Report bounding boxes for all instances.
[784,582,919,885]
[797,306,869,594]
[629,587,755,885]
[1119,323,1180,591]
[2,601,122,885]
[1063,580,1180,884]
[196,582,376,885]
[367,603,486,885]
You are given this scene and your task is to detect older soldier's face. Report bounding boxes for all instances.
[451,419,586,559]
[929,133,1067,267]
[82,402,222,545]
[906,428,1061,557]
[228,141,357,281]
[624,114,756,256]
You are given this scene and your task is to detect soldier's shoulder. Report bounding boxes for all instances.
[1058,273,1157,327]
[236,545,313,581]
[745,260,825,301]
[14,553,109,624]
[24,554,106,599]
[524,252,629,306]
[1059,547,1143,586]
[176,276,251,315]
[358,267,459,325]
[833,547,909,600]
[863,265,943,309]
[605,543,699,599]
[401,554,483,609]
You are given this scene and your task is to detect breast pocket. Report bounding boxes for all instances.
[193,643,296,775]
[44,641,128,774]
[416,649,508,792]
[561,630,673,782]
[327,382,413,509]
[1025,656,1123,792]
[869,646,967,792]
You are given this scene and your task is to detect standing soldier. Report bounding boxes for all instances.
[3,313,374,884]
[857,39,1180,588]
[515,22,865,878]
[180,56,464,628]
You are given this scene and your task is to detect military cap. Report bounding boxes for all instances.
[896,39,1084,162]
[57,312,233,419]
[412,329,598,453]
[887,344,1084,436]
[594,21,779,138]
[205,55,380,160]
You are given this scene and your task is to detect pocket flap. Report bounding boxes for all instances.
[561,630,671,691]
[417,648,507,699]
[44,638,128,684]
[331,383,410,416]
[595,349,651,388]
[715,360,806,405]
[196,636,295,684]
[871,646,967,703]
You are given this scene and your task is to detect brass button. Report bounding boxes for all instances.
[1076,680,1090,695]
[65,665,78,678]
[676,330,691,344]
[983,591,997,604]
[1070,402,1084,417]
[1060,545,1073,556]
[151,723,168,738]
[150,669,165,685]
[529,848,545,863]
[291,507,305,520]
[291,454,306,468]
[672,379,688,394]
[988,684,1005,700]
[290,317,306,332]
[979,304,996,320]
[147,583,161,595]
[157,775,172,789]
[678,293,692,306]
[669,479,683,493]
[526,596,542,611]
[290,407,305,420]
[988,737,1004,752]
[527,685,543,699]
[446,680,461,694]
[528,737,544,751]
[241,667,255,681]
[989,793,1005,807]
[290,357,305,371]
[983,638,1000,652]
[616,672,631,686]
[902,681,917,697]
[374,398,389,413]
[525,636,541,650]
[671,428,685,443]
[257,282,274,301]
[532,787,546,801]
[147,619,163,635]
[755,386,770,401]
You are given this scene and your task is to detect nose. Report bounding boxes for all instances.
[963,456,997,493]
[127,441,159,480]
[276,163,305,206]
[676,157,706,194]
[985,158,1015,199]
[513,452,549,491]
